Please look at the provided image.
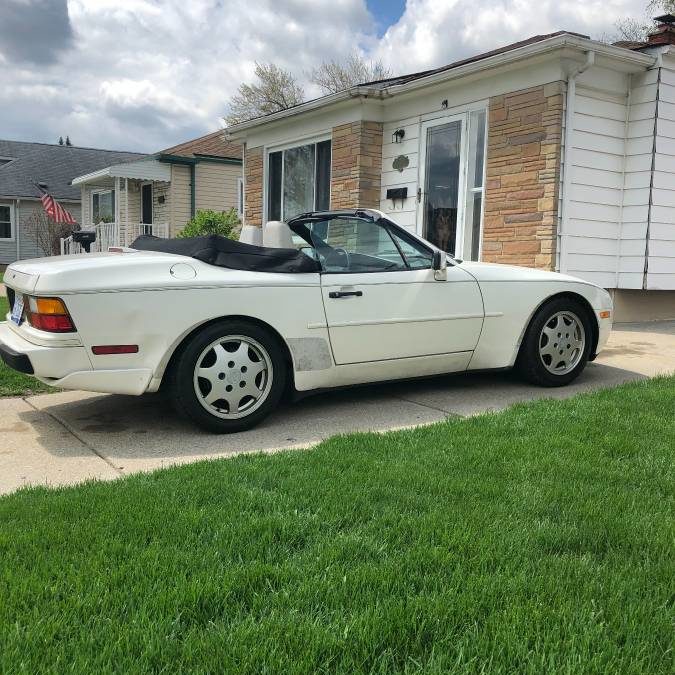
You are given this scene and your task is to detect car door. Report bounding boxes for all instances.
[314,216,484,365]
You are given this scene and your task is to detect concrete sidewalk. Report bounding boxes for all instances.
[1,321,674,495]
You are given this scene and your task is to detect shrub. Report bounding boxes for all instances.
[177,208,240,239]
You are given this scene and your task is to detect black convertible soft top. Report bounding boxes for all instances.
[131,234,321,274]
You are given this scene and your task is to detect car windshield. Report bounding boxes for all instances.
[288,215,434,273]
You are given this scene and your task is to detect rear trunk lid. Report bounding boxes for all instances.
[4,250,194,295]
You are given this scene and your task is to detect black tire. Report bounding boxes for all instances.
[167,320,287,433]
[516,297,593,387]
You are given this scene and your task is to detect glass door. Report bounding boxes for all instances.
[418,117,464,255]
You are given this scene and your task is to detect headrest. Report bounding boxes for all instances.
[263,220,294,248]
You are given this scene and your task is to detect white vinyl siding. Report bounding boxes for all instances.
[195,162,242,214]
[648,56,675,289]
[562,66,631,288]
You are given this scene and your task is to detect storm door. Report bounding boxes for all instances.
[418,117,465,255]
[141,183,153,225]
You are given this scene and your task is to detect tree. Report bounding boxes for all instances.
[225,62,304,126]
[23,209,75,256]
[58,136,64,146]
[65,136,72,146]
[308,52,392,94]
[610,1,675,43]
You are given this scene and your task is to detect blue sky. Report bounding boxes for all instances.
[366,0,407,35]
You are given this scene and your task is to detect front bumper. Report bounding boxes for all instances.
[0,322,152,395]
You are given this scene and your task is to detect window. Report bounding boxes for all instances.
[237,177,244,217]
[0,203,13,239]
[267,140,331,221]
[291,215,433,274]
[389,229,433,269]
[463,110,487,261]
[92,189,115,223]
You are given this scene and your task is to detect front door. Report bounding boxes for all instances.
[418,117,465,255]
[141,183,153,226]
[296,214,483,366]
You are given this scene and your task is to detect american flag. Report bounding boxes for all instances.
[40,191,77,225]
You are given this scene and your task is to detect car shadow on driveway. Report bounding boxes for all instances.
[20,360,649,477]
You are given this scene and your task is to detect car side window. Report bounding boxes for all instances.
[308,217,408,273]
[388,230,434,270]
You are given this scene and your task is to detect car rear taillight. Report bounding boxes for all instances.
[27,297,76,333]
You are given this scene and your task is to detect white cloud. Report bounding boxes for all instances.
[0,0,653,152]
[373,0,649,73]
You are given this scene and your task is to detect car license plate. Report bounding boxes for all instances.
[10,295,24,325]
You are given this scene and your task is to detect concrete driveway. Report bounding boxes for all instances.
[1,321,674,494]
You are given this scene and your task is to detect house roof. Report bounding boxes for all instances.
[357,31,589,89]
[226,30,656,135]
[160,130,242,160]
[0,140,146,201]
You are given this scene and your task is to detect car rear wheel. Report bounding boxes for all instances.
[168,320,287,433]
[517,298,593,387]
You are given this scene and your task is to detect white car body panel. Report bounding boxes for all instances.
[320,265,483,364]
[1,226,613,400]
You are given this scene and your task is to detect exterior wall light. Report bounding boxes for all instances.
[392,129,405,143]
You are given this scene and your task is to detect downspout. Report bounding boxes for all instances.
[559,50,595,274]
[16,199,20,261]
[190,163,196,218]
[643,51,663,290]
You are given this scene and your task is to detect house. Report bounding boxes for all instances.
[70,131,243,250]
[0,140,145,264]
[227,16,675,322]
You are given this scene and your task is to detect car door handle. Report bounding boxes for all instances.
[328,290,363,299]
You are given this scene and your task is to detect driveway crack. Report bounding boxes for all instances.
[23,398,124,475]
[387,393,461,416]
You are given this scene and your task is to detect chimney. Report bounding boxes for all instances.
[647,14,675,46]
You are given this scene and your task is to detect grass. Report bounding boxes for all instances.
[1,377,674,674]
[0,295,54,397]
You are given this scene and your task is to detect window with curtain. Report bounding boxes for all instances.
[267,140,331,221]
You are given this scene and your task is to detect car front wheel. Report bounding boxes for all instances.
[168,320,287,433]
[517,298,593,387]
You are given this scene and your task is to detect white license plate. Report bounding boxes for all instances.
[10,295,24,325]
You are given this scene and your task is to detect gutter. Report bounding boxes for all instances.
[558,50,595,274]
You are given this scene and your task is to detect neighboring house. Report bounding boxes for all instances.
[0,140,144,264]
[228,16,675,321]
[71,130,243,248]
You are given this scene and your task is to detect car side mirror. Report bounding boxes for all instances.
[432,250,447,280]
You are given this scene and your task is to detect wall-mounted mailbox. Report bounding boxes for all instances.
[386,187,408,201]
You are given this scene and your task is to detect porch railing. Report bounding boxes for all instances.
[60,222,169,255]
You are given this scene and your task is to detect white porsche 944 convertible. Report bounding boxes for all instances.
[1,209,612,432]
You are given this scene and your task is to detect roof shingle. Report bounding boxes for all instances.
[160,130,242,160]
[0,140,146,201]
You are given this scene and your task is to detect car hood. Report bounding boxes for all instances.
[457,260,592,286]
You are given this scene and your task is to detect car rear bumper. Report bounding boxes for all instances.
[0,340,34,374]
[0,322,152,395]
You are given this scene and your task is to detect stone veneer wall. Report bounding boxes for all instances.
[244,145,264,227]
[482,82,564,269]
[330,121,383,210]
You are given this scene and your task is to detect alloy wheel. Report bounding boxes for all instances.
[538,311,586,375]
[193,335,273,419]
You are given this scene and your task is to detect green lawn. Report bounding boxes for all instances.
[0,296,54,396]
[0,378,673,673]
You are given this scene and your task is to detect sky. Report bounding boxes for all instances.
[0,0,652,153]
